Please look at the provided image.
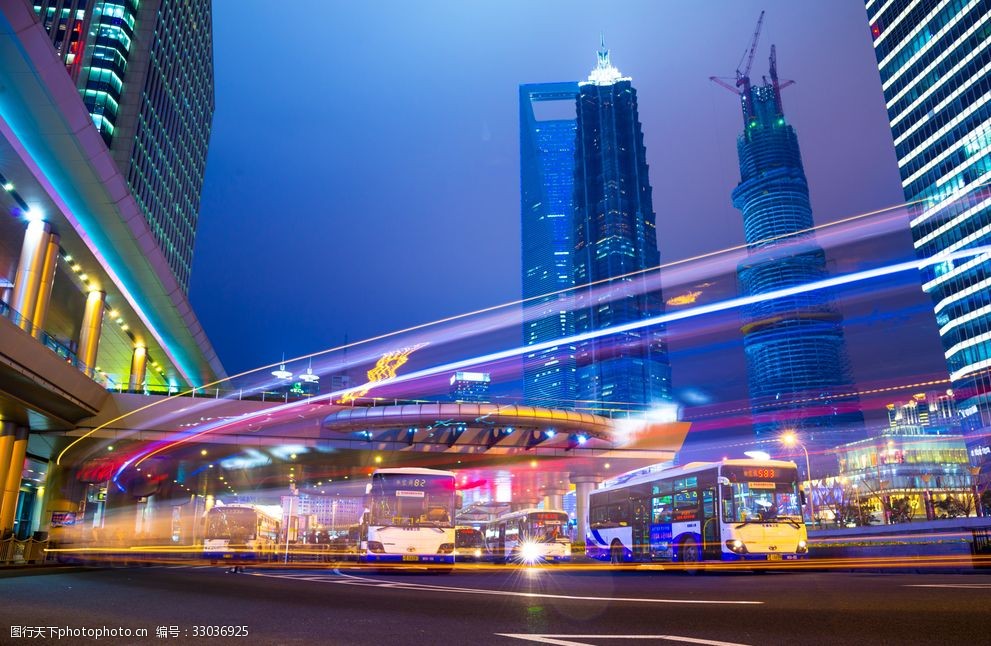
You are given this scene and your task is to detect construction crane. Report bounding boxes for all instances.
[710,11,793,123]
[736,10,765,89]
[768,44,795,115]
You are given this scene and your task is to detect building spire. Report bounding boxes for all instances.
[586,34,624,86]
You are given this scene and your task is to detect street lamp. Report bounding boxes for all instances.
[272,353,292,380]
[781,431,816,526]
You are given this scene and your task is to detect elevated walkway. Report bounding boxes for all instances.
[0,314,108,429]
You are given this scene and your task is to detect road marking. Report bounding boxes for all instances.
[904,584,991,589]
[496,634,752,646]
[330,570,761,605]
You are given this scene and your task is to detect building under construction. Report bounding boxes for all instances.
[716,15,864,448]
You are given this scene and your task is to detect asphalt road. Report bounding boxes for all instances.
[1,565,988,645]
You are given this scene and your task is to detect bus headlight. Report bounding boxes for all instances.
[437,543,454,554]
[367,541,385,553]
[520,542,542,564]
[474,548,482,558]
[796,540,808,554]
[725,539,748,554]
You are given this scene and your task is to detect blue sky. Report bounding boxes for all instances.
[190,1,943,419]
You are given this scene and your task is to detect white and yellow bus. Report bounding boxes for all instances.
[203,504,280,564]
[484,509,572,564]
[586,459,808,569]
[361,468,457,565]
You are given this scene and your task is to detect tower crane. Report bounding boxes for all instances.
[710,11,794,123]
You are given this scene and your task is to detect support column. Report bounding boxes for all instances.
[78,290,106,376]
[0,423,16,520]
[571,474,603,544]
[540,484,568,512]
[0,427,29,536]
[31,230,60,339]
[10,219,52,331]
[128,345,147,391]
[36,442,73,537]
[28,483,45,538]
[511,495,539,512]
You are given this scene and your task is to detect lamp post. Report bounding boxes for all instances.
[781,432,816,526]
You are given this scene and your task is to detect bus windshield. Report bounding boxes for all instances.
[722,482,802,523]
[456,528,485,548]
[205,508,257,541]
[526,512,569,542]
[369,473,455,527]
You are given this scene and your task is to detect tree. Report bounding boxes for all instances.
[889,497,912,523]
[934,495,970,519]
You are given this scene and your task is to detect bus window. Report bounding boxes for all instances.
[590,502,628,529]
[652,495,672,524]
[455,528,485,549]
[721,484,735,523]
[673,488,699,522]
[726,482,802,521]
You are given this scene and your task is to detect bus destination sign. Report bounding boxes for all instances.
[723,465,796,483]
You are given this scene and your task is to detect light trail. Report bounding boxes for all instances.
[58,191,942,465]
[120,245,991,476]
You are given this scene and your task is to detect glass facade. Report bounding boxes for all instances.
[33,0,214,293]
[449,371,491,403]
[866,0,991,466]
[520,82,580,409]
[572,46,671,412]
[731,64,863,441]
[834,432,974,522]
[32,0,93,81]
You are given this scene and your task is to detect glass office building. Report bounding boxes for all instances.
[865,0,991,466]
[572,44,671,413]
[731,56,864,441]
[520,82,580,410]
[33,0,215,292]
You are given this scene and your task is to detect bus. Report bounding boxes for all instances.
[586,459,808,569]
[361,467,457,565]
[454,526,488,562]
[203,504,281,564]
[484,509,572,564]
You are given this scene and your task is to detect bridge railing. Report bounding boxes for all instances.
[0,299,94,377]
[0,534,49,565]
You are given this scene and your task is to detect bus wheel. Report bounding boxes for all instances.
[609,541,623,565]
[678,537,701,575]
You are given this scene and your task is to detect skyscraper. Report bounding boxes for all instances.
[33,0,215,292]
[572,43,671,413]
[520,82,580,409]
[450,371,491,403]
[731,47,864,441]
[865,1,991,467]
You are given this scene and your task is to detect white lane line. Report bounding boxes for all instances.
[904,584,991,589]
[496,633,752,646]
[247,573,345,581]
[324,570,761,605]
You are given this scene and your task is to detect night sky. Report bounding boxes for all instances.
[190,1,948,429]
